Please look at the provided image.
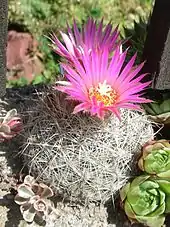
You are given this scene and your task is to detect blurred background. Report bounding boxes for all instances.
[7,0,154,88]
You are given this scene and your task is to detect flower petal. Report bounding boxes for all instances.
[52,18,151,119]
[73,102,91,114]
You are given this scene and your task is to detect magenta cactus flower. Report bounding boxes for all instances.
[55,47,151,119]
[51,18,120,61]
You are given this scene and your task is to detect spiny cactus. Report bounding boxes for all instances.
[22,92,154,204]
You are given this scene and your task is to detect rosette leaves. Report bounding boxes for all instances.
[138,140,170,177]
[14,175,54,223]
[0,109,22,142]
[120,175,168,227]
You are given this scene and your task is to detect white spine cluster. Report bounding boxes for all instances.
[22,92,154,203]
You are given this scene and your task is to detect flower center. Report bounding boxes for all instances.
[88,80,117,106]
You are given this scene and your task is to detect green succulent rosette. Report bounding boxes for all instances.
[143,89,170,124]
[120,175,170,227]
[123,16,148,63]
[138,140,170,177]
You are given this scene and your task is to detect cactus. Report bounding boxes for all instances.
[22,92,154,203]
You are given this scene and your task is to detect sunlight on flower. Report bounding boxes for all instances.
[55,46,151,119]
[51,18,151,119]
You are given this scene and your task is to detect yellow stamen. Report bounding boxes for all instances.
[88,80,118,106]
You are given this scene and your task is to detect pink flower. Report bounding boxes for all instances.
[55,46,151,119]
[51,18,120,61]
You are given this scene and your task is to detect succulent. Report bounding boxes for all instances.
[120,175,170,227]
[0,109,22,142]
[14,175,54,223]
[138,140,170,178]
[123,16,149,63]
[143,89,170,124]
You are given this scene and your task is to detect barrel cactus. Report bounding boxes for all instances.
[22,18,153,204]
[22,92,154,203]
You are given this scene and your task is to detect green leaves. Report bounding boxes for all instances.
[120,176,167,227]
[121,139,170,227]
[143,89,170,124]
[138,140,170,177]
[136,215,165,227]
